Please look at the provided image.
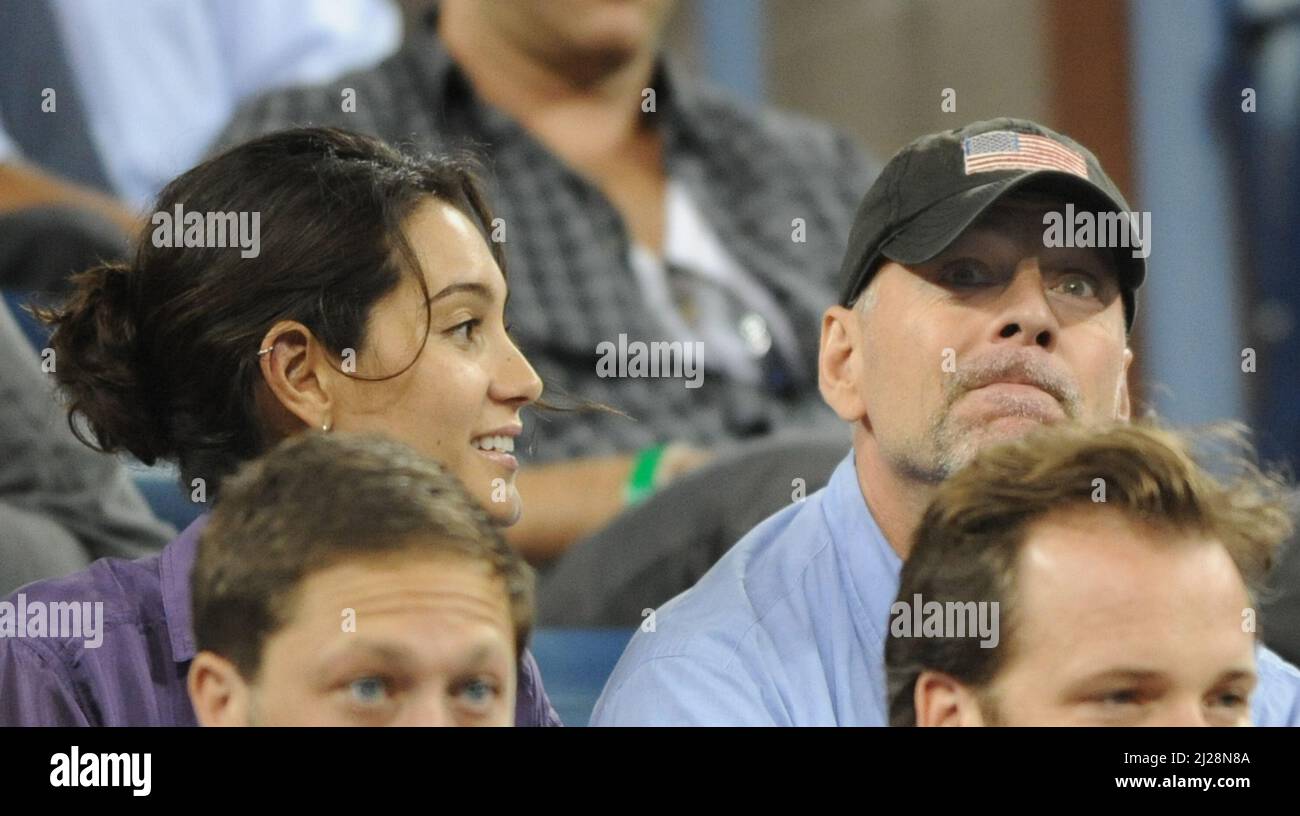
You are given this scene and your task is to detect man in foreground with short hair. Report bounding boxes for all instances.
[187,432,533,727]
[592,117,1300,726]
[889,422,1291,727]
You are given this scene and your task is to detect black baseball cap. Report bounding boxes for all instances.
[838,118,1146,329]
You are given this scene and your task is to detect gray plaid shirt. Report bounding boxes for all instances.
[216,17,875,463]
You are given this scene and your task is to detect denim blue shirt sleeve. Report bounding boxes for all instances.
[592,452,1300,726]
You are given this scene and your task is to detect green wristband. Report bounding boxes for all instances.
[625,444,667,506]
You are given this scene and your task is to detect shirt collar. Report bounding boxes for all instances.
[820,451,904,644]
[160,514,209,663]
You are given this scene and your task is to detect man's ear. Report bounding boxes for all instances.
[188,651,253,727]
[913,670,988,727]
[819,305,869,423]
[1116,346,1134,421]
[257,320,337,433]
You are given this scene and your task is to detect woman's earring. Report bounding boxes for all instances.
[321,418,332,433]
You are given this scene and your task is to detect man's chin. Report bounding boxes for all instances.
[951,414,1060,459]
[981,413,1059,436]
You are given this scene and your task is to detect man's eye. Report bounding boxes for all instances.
[941,262,994,287]
[1096,689,1142,706]
[1055,272,1099,298]
[457,678,499,708]
[1209,691,1250,709]
[347,677,391,706]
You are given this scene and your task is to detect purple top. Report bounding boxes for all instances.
[0,516,562,726]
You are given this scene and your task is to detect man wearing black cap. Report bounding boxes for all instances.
[592,118,1300,726]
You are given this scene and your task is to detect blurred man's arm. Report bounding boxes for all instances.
[0,161,140,236]
[506,455,636,563]
[506,444,711,562]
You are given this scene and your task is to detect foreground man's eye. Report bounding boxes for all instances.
[456,677,499,709]
[1094,688,1143,707]
[347,676,391,706]
[1207,691,1249,710]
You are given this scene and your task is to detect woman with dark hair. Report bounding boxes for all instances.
[0,126,560,725]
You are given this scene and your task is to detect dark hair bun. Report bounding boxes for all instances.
[39,262,172,464]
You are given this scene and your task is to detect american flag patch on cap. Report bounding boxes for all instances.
[963,131,1089,179]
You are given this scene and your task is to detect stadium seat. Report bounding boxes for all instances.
[529,629,635,726]
[126,462,204,531]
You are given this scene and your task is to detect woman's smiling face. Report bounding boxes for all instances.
[332,198,542,525]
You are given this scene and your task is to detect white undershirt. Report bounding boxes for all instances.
[629,182,800,385]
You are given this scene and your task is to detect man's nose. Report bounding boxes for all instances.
[399,694,454,727]
[992,265,1059,350]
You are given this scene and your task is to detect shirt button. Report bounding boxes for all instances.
[739,312,772,357]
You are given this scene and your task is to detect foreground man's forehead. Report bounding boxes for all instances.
[1018,508,1240,583]
[1012,510,1254,643]
[271,557,516,646]
[312,636,509,676]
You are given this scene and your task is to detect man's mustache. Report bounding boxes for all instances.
[946,351,1083,417]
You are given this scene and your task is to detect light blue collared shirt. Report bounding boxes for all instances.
[592,452,1300,726]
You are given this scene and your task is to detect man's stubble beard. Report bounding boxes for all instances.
[880,351,1085,485]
